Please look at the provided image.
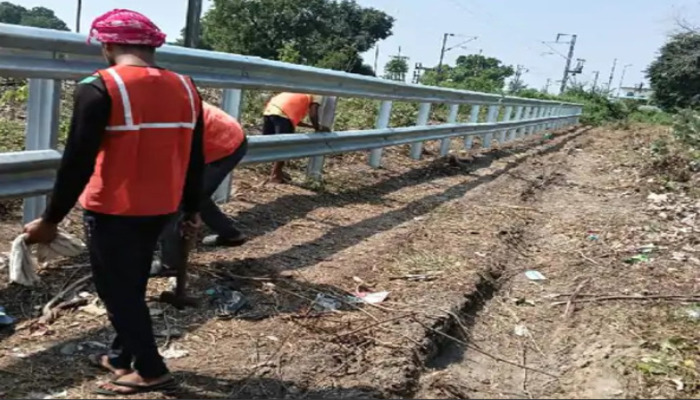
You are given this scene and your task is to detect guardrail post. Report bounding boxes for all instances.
[369,100,393,168]
[306,98,338,180]
[540,106,551,132]
[555,104,564,129]
[464,104,480,149]
[517,106,531,138]
[529,106,542,135]
[574,106,582,125]
[498,106,513,144]
[439,104,460,156]
[212,88,244,204]
[508,106,524,141]
[410,102,432,160]
[23,78,61,224]
[482,104,499,148]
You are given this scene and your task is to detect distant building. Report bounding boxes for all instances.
[617,85,653,102]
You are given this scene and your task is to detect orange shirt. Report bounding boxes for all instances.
[203,102,246,163]
[263,93,323,126]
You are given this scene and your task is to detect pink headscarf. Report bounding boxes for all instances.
[88,9,167,48]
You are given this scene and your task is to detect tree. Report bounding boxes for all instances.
[200,0,393,74]
[384,56,409,81]
[508,79,526,94]
[420,54,514,93]
[0,2,69,31]
[647,32,700,111]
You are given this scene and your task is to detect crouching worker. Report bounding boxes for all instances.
[152,102,248,274]
[23,9,204,395]
[262,92,322,183]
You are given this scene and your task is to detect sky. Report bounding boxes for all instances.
[9,0,700,94]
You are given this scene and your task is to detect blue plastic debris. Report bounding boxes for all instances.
[0,306,15,327]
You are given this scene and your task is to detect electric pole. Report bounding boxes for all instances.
[591,71,600,93]
[75,0,82,33]
[437,33,478,72]
[606,58,617,93]
[413,63,433,84]
[509,65,528,93]
[557,33,578,94]
[184,0,203,48]
[386,47,410,82]
[438,33,454,72]
[617,64,632,97]
[543,78,551,93]
[373,45,379,75]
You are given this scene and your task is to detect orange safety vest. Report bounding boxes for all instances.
[267,93,313,126]
[79,65,201,216]
[203,102,245,163]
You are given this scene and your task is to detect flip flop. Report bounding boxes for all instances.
[92,377,177,396]
[88,354,132,376]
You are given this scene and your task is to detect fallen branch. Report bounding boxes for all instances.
[40,274,92,324]
[39,297,88,325]
[563,279,590,318]
[552,295,700,306]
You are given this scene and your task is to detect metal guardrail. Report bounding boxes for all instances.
[0,23,583,223]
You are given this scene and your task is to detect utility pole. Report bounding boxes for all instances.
[606,58,617,93]
[437,33,478,72]
[75,0,82,33]
[617,64,632,97]
[413,62,433,84]
[373,45,380,75]
[556,33,578,94]
[591,71,600,93]
[438,33,454,72]
[386,46,410,82]
[184,0,203,48]
[510,65,528,93]
[543,78,551,93]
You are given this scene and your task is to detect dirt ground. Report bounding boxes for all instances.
[1,124,698,399]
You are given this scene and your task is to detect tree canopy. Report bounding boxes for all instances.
[199,0,393,75]
[420,54,515,93]
[647,32,700,111]
[384,56,409,82]
[0,1,69,31]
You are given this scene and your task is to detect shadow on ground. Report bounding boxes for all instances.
[0,128,584,398]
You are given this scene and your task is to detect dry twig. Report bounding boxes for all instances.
[39,274,92,324]
[563,278,590,318]
[552,295,700,306]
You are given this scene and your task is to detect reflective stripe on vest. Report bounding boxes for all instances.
[104,68,197,131]
[79,65,200,216]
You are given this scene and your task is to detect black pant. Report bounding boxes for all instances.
[160,140,248,267]
[262,115,294,135]
[83,210,171,378]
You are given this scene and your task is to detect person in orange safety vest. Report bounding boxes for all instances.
[152,102,248,275]
[23,9,204,395]
[262,92,323,183]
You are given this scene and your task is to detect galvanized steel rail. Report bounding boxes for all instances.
[0,24,583,223]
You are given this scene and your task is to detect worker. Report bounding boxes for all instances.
[23,9,204,396]
[153,102,247,275]
[262,92,323,183]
